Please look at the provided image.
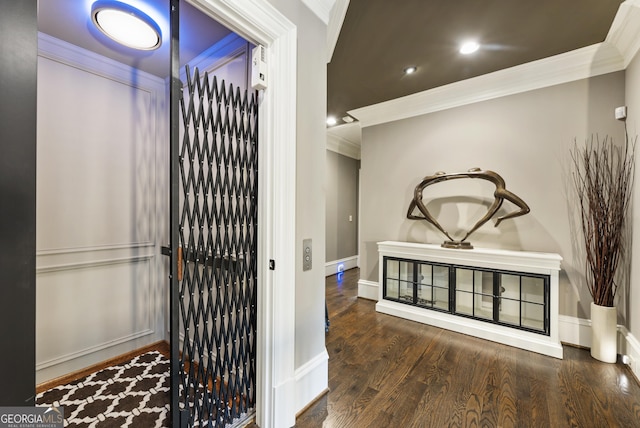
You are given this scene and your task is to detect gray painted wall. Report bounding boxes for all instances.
[267,0,328,371]
[326,150,359,262]
[359,71,626,321]
[627,51,640,340]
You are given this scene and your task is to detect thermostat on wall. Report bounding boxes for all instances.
[615,106,627,120]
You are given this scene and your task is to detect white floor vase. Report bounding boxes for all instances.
[590,302,617,363]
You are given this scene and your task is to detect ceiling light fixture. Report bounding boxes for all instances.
[326,116,337,126]
[403,66,417,75]
[460,41,480,55]
[91,1,162,50]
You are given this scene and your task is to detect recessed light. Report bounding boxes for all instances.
[92,1,162,50]
[342,115,355,123]
[460,41,480,55]
[326,116,337,126]
[404,66,417,75]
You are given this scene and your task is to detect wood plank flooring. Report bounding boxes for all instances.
[295,268,640,427]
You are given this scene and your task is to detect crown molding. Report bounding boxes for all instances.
[327,0,349,62]
[327,133,360,160]
[349,0,640,128]
[300,0,334,25]
[349,42,625,128]
[327,122,361,159]
[606,0,640,67]
[37,32,165,91]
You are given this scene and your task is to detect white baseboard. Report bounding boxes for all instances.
[558,315,592,347]
[536,314,640,378]
[294,349,329,414]
[619,327,640,380]
[376,299,563,358]
[357,279,379,300]
[325,256,358,277]
[36,330,157,384]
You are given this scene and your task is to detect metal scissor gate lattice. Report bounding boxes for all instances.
[177,65,258,427]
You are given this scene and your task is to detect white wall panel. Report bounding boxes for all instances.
[36,257,153,365]
[36,35,167,384]
[37,56,155,250]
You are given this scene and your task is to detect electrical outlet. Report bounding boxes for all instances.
[628,355,635,369]
[303,239,312,271]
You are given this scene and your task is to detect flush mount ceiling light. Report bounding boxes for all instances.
[326,116,338,126]
[91,1,162,50]
[403,66,417,75]
[460,41,480,55]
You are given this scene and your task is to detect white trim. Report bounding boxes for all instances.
[327,0,349,62]
[559,315,640,379]
[377,241,563,273]
[36,329,154,371]
[620,327,640,379]
[180,32,248,81]
[36,242,155,256]
[36,255,154,274]
[558,314,592,347]
[264,28,297,428]
[327,131,361,160]
[37,32,165,92]
[300,0,333,24]
[325,255,358,276]
[294,349,329,414]
[357,279,379,301]
[606,0,640,67]
[349,43,625,128]
[376,299,563,358]
[186,2,298,427]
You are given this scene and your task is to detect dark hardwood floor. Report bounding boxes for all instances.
[295,268,640,428]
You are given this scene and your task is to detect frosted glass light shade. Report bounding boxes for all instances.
[92,2,161,50]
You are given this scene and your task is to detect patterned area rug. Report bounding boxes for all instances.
[36,351,170,428]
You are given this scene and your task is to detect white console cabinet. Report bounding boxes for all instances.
[377,241,563,358]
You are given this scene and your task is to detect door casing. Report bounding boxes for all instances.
[180,2,298,427]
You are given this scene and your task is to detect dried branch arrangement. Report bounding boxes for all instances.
[571,133,635,307]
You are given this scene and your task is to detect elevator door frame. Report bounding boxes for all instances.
[172,2,298,427]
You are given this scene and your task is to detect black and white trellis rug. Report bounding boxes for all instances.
[36,351,170,428]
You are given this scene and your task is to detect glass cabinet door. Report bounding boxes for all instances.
[498,274,521,326]
[520,276,545,331]
[383,256,548,335]
[497,273,546,332]
[454,268,492,320]
[416,263,449,310]
[398,260,414,302]
[384,258,414,303]
[416,263,433,306]
[385,258,400,299]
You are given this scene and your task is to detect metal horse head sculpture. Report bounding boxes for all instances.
[406,168,530,249]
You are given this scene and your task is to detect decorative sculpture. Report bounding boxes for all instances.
[406,168,530,249]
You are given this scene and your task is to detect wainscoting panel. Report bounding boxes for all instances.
[35,35,167,384]
[37,54,156,251]
[36,248,156,383]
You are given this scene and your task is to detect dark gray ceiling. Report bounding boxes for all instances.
[328,0,623,125]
